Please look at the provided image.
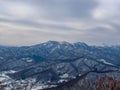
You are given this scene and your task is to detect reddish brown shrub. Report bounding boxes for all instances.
[97,77,120,90]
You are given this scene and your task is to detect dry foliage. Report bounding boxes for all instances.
[97,77,120,90]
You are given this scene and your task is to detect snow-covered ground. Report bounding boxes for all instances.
[0,70,58,90]
[31,85,57,90]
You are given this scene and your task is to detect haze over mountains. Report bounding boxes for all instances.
[0,41,120,90]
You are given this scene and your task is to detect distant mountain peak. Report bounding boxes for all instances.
[74,42,88,47]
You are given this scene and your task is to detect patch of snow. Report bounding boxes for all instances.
[1,70,17,74]
[31,85,57,90]
[22,58,33,62]
[100,59,114,65]
[0,70,17,82]
[8,70,17,73]
[60,73,69,78]
[43,43,47,45]
[0,57,3,59]
[51,47,57,52]
[78,74,81,76]
[50,45,61,52]
[0,77,6,81]
[26,59,33,63]
[72,76,76,79]
[58,79,67,83]
[22,58,30,60]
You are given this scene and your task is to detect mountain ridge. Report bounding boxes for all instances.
[0,41,120,90]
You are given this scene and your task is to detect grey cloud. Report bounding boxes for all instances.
[0,0,120,46]
[31,0,97,20]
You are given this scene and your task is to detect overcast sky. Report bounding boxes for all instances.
[0,0,120,46]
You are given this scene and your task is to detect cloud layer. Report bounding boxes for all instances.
[0,0,120,46]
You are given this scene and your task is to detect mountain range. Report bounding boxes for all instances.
[0,41,120,90]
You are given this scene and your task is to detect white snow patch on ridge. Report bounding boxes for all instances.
[60,73,69,78]
[100,59,114,65]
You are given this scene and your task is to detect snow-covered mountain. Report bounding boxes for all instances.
[0,41,120,90]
